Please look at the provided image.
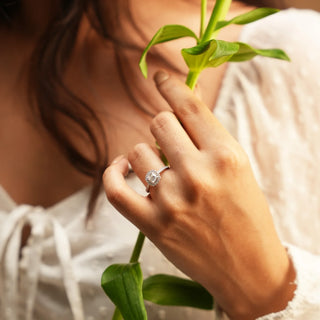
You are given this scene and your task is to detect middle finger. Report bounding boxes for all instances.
[150,111,198,168]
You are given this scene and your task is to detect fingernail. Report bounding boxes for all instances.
[111,155,125,164]
[154,70,169,85]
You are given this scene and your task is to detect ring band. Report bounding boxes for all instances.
[145,166,170,192]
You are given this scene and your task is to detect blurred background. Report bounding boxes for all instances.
[285,0,320,10]
[267,0,320,11]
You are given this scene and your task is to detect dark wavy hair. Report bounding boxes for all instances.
[0,0,277,218]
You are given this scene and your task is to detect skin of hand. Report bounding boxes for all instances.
[103,71,296,320]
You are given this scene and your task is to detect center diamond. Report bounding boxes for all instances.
[145,170,161,186]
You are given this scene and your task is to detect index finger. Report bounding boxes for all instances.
[154,71,230,150]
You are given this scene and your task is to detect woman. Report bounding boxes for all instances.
[0,0,319,319]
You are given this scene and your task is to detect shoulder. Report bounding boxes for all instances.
[238,9,320,73]
[240,8,320,50]
[214,9,320,139]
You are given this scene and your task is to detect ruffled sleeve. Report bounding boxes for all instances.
[257,244,320,320]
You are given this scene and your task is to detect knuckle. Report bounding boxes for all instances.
[215,145,248,174]
[184,172,214,200]
[150,111,174,133]
[178,97,202,117]
[128,143,149,163]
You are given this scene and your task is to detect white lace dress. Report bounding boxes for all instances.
[0,8,320,320]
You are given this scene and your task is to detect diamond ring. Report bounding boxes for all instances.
[145,166,170,192]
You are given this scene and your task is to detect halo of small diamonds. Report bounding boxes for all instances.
[145,170,161,187]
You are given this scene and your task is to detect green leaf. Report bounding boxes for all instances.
[101,263,147,320]
[143,274,214,310]
[215,7,279,31]
[139,24,198,78]
[228,42,290,62]
[181,39,239,72]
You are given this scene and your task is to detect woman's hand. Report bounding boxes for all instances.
[103,71,296,319]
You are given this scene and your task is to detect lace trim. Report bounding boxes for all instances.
[257,243,320,320]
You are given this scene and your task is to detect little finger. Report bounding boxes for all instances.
[103,156,158,232]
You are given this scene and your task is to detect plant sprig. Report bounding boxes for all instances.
[101,1,289,319]
[139,2,288,90]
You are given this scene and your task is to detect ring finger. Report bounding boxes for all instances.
[128,143,171,196]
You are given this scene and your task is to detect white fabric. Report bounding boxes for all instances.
[0,205,85,320]
[0,8,320,320]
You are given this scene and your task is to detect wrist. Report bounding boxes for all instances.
[228,250,297,320]
[258,254,296,318]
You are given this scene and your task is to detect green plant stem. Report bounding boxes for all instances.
[201,0,232,43]
[130,231,146,263]
[200,0,207,38]
[186,70,201,91]
[111,232,145,320]
[189,0,231,91]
